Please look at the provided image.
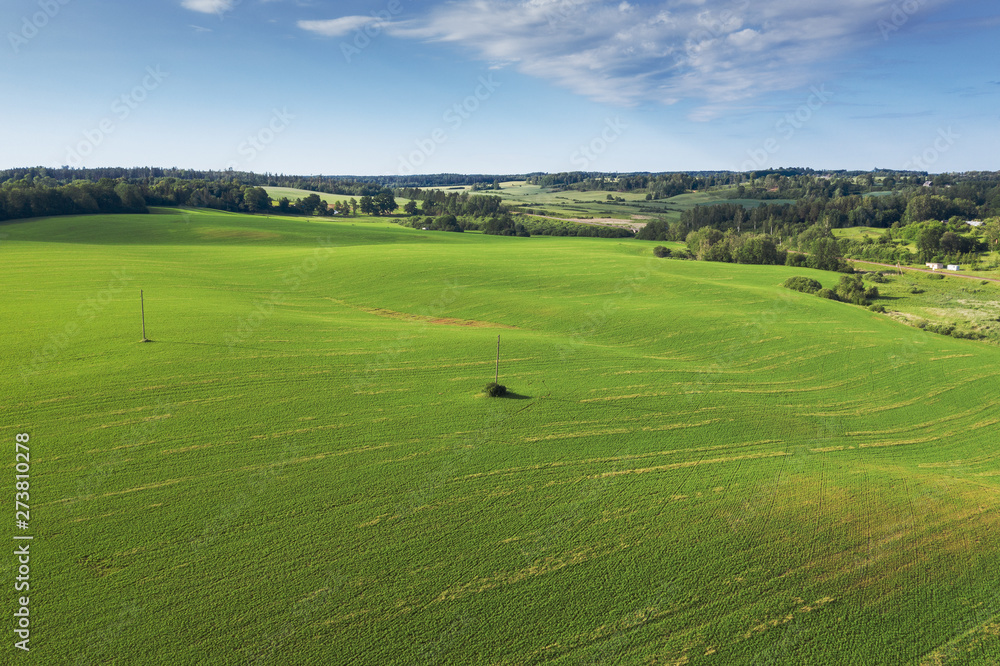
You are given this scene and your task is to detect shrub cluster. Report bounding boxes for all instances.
[835,274,879,305]
[816,288,839,300]
[785,252,807,267]
[484,382,507,397]
[782,276,823,294]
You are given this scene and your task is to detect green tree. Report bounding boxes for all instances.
[939,231,961,256]
[917,222,945,261]
[374,192,397,215]
[242,187,270,213]
[297,193,322,215]
[982,218,1000,248]
[113,183,147,213]
[807,237,842,271]
[733,235,778,265]
[359,195,375,215]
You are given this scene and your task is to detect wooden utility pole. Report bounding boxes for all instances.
[140,290,149,342]
[495,335,500,384]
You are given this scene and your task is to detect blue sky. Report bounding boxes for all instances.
[2,0,998,175]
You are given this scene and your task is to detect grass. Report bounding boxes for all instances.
[844,264,1000,341]
[263,186,417,212]
[414,182,794,224]
[2,209,999,664]
[263,186,345,205]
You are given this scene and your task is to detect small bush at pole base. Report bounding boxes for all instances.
[484,382,507,397]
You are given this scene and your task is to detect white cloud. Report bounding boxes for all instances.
[181,0,235,14]
[314,0,953,119]
[298,16,386,38]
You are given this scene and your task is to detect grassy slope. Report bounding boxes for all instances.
[263,186,344,204]
[263,186,416,210]
[848,267,1000,341]
[418,182,793,223]
[2,210,999,664]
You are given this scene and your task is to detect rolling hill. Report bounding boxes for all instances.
[2,209,998,664]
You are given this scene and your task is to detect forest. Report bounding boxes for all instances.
[3,167,998,265]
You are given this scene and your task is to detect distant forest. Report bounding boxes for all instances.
[2,167,998,257]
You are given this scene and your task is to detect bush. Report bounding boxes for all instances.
[929,273,945,280]
[909,286,925,294]
[785,252,807,267]
[951,329,986,340]
[925,323,955,336]
[867,273,888,283]
[783,276,823,294]
[653,245,671,258]
[836,274,870,305]
[484,382,507,397]
[816,288,839,301]
[868,303,886,313]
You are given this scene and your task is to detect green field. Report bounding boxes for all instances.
[3,209,999,664]
[846,263,1000,340]
[263,186,416,211]
[420,182,794,223]
[833,226,901,242]
[263,186,344,205]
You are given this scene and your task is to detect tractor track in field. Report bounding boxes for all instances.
[808,459,827,563]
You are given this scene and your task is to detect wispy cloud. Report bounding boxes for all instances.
[189,24,213,33]
[850,110,933,120]
[297,16,385,37]
[181,0,238,14]
[300,0,956,119]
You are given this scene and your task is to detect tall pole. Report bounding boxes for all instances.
[140,289,147,341]
[495,335,500,384]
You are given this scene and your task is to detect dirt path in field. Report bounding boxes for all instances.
[529,214,649,233]
[852,260,1000,283]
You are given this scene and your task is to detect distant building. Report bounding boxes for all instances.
[947,264,961,271]
[966,220,983,227]
[923,180,934,187]
[926,262,944,270]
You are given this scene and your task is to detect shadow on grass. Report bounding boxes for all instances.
[499,392,532,400]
